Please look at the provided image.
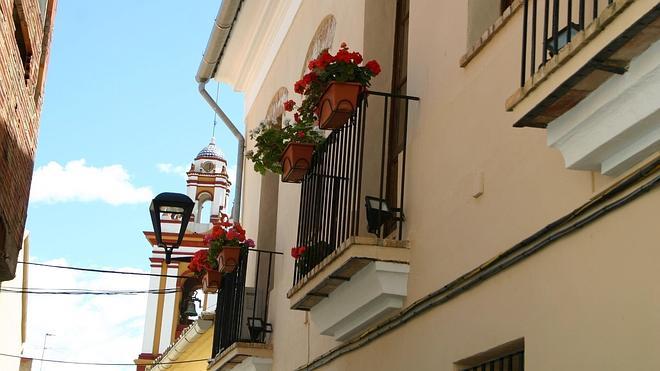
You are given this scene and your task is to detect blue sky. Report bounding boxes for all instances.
[27,0,243,269]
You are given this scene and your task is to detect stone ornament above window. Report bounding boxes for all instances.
[265,87,289,126]
[301,14,336,77]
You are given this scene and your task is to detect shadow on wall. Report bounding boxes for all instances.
[0,121,35,281]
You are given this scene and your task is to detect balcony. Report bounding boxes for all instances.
[207,249,279,371]
[287,91,418,341]
[507,0,660,175]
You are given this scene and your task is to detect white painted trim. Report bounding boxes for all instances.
[150,315,214,371]
[213,0,302,113]
[310,262,409,341]
[547,41,660,176]
[232,357,273,371]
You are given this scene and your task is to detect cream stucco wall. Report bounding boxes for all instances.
[312,188,660,370]
[215,0,660,370]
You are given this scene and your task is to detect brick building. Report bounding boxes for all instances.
[0,0,56,282]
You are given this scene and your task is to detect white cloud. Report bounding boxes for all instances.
[23,258,152,371]
[156,163,188,178]
[31,160,153,205]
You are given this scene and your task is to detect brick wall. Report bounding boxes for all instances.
[0,0,55,281]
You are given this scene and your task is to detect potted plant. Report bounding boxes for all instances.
[294,42,381,130]
[246,117,324,183]
[291,241,333,277]
[203,214,255,273]
[188,249,221,294]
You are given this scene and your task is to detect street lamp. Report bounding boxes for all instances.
[149,192,194,264]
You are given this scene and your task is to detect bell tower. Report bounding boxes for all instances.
[134,137,231,370]
[186,137,231,226]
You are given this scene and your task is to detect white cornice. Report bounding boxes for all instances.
[213,0,302,113]
[547,41,660,176]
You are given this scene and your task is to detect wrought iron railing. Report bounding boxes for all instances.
[211,248,280,357]
[294,91,419,284]
[520,0,615,86]
[462,350,524,371]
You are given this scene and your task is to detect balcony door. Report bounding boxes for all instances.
[385,0,409,236]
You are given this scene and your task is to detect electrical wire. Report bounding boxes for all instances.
[0,287,181,295]
[0,352,208,366]
[18,261,191,279]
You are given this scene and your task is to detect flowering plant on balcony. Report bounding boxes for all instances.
[290,245,308,259]
[188,249,217,276]
[189,249,222,293]
[291,241,334,277]
[246,119,324,175]
[292,42,381,126]
[203,215,255,260]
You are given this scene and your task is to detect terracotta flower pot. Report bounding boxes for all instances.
[317,82,363,130]
[217,246,241,273]
[202,270,222,294]
[280,142,315,183]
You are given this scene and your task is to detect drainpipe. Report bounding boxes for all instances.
[196,0,244,222]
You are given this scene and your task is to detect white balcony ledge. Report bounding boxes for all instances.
[547,40,660,176]
[507,0,660,129]
[287,237,410,341]
[312,261,409,341]
[207,343,272,371]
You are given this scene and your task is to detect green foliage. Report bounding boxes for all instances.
[245,120,325,175]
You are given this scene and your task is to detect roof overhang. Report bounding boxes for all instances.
[210,0,302,111]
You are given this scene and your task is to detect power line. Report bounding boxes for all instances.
[0,352,208,366]
[0,287,181,295]
[19,261,191,279]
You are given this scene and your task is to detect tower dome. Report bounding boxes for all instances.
[195,137,224,161]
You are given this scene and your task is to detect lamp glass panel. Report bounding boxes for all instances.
[368,198,389,211]
[159,205,185,213]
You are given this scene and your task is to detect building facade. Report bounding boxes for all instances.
[158,0,659,370]
[0,0,56,282]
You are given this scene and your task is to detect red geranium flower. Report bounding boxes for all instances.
[291,246,308,259]
[351,52,363,64]
[296,131,305,138]
[317,50,334,68]
[294,79,306,94]
[365,60,381,75]
[308,59,318,71]
[335,48,352,63]
[303,72,317,85]
[283,99,295,111]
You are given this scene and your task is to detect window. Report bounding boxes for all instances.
[456,339,524,371]
[384,0,409,236]
[466,0,510,47]
[462,351,524,371]
[12,0,33,81]
[501,0,514,13]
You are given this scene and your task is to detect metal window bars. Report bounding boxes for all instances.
[462,350,525,371]
[520,0,615,87]
[211,248,281,357]
[294,91,419,285]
